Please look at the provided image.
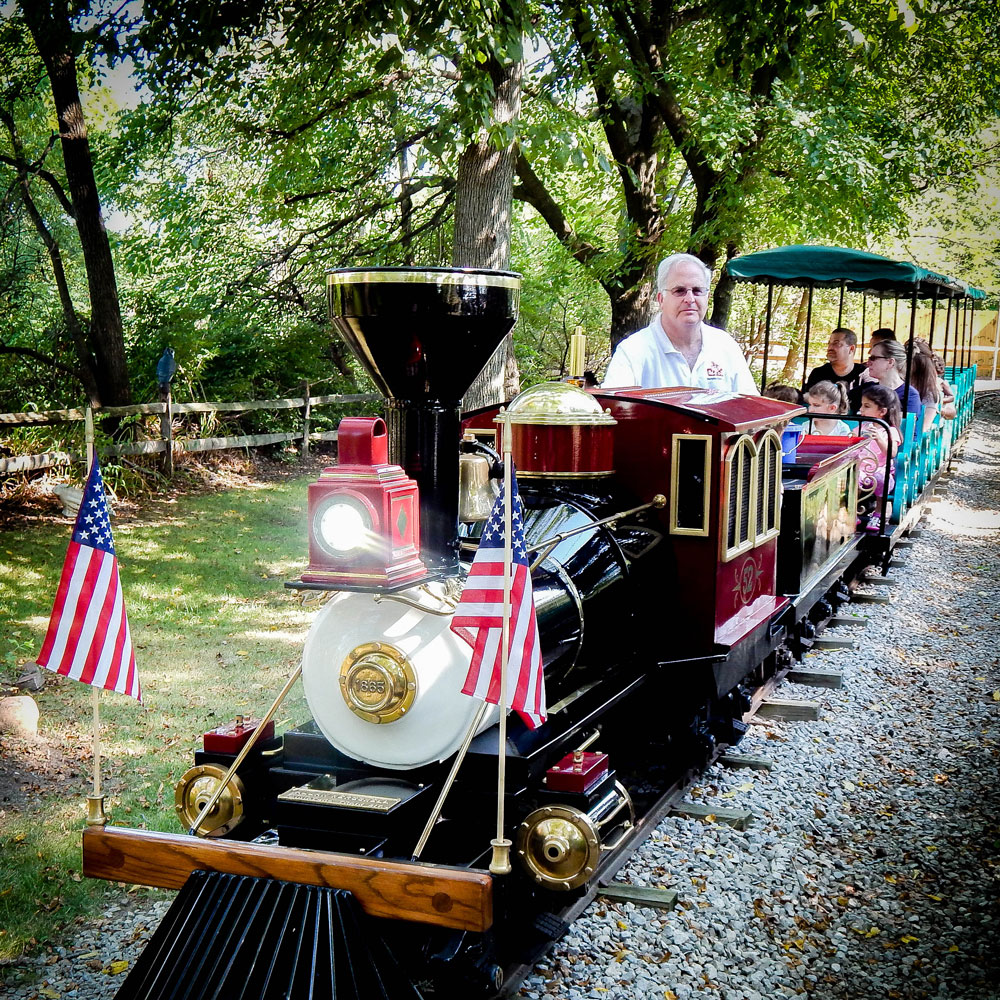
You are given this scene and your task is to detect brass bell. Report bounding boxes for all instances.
[458,449,498,523]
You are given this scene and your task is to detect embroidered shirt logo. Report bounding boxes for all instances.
[706,362,725,378]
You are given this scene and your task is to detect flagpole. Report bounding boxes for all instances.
[411,700,491,860]
[490,411,513,875]
[83,410,107,825]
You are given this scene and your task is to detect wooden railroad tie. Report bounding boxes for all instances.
[786,668,844,689]
[852,592,891,604]
[670,802,752,830]
[812,635,856,650]
[861,574,898,586]
[754,698,821,722]
[718,753,774,772]
[893,538,915,548]
[598,883,679,911]
[828,615,868,628]
[888,557,907,568]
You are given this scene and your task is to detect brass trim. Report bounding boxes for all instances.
[669,433,712,537]
[86,795,108,827]
[278,787,401,811]
[754,429,783,544]
[175,764,246,837]
[339,642,417,724]
[516,804,600,891]
[327,268,521,288]
[506,414,617,427]
[721,434,758,563]
[516,469,615,479]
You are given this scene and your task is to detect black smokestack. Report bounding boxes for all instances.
[328,267,521,576]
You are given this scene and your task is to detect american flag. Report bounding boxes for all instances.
[37,459,141,701]
[451,472,545,729]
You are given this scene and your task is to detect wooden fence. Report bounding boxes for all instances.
[0,392,378,476]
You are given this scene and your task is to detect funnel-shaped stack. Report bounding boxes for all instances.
[328,267,521,575]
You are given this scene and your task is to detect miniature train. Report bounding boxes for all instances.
[82,267,971,1000]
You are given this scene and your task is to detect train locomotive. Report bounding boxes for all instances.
[82,267,884,1000]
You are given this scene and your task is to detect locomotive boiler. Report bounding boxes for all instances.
[83,267,817,1000]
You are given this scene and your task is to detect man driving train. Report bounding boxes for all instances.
[602,252,759,393]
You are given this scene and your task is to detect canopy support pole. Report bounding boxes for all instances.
[903,289,918,417]
[760,282,774,393]
[837,281,845,327]
[802,286,813,387]
[893,297,899,332]
[860,294,867,357]
[942,297,952,371]
[962,299,970,370]
[928,295,938,353]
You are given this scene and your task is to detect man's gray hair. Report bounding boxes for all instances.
[656,253,712,293]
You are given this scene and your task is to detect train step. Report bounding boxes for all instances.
[114,869,423,1000]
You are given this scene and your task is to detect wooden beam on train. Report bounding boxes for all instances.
[82,826,493,933]
[598,883,679,911]
[786,668,844,689]
[718,753,774,772]
[755,698,821,721]
[670,802,752,830]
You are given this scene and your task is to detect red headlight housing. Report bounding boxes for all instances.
[301,417,426,589]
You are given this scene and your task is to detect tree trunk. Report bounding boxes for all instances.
[456,57,523,411]
[608,280,655,352]
[708,243,740,329]
[23,5,132,407]
[781,288,811,384]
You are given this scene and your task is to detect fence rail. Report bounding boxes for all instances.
[0,392,377,476]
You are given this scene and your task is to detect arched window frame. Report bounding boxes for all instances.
[754,429,783,544]
[721,434,758,562]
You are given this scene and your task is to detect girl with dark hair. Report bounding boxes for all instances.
[908,348,941,432]
[857,384,903,532]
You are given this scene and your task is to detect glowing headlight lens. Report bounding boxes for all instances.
[319,502,369,553]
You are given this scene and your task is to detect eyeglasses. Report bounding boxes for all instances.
[868,354,891,361]
[666,286,709,298]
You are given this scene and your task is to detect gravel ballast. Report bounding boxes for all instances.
[4,404,999,1000]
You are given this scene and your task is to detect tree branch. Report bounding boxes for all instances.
[0,342,84,380]
[513,148,602,267]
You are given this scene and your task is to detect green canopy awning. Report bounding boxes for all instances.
[725,244,986,300]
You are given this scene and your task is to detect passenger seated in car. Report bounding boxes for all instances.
[856,384,902,533]
[763,383,804,433]
[908,340,944,433]
[803,381,852,436]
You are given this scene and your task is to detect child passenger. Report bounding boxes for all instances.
[857,384,902,532]
[804,381,852,435]
[763,383,803,433]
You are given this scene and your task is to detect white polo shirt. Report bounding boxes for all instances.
[602,319,759,394]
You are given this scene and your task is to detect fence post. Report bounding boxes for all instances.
[160,389,174,477]
[302,382,311,458]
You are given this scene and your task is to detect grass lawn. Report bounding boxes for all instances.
[0,462,322,964]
